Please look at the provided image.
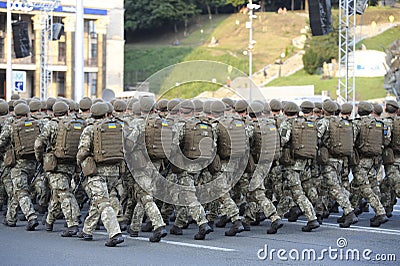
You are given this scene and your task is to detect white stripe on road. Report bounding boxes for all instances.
[94,231,237,252]
[294,220,400,236]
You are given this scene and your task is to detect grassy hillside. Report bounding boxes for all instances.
[125,7,400,98]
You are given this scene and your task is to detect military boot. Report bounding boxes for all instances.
[77,231,93,241]
[287,206,303,222]
[45,221,53,232]
[3,218,16,227]
[385,207,393,218]
[239,202,246,216]
[207,221,214,232]
[370,215,389,227]
[339,211,358,228]
[242,221,251,231]
[316,214,323,225]
[301,220,320,232]
[127,227,139,237]
[225,220,245,236]
[119,220,128,232]
[215,215,229,228]
[105,233,124,247]
[26,218,39,231]
[169,225,183,235]
[141,221,153,232]
[337,214,346,224]
[330,202,339,213]
[267,219,284,234]
[149,226,168,242]
[194,223,213,240]
[61,225,79,237]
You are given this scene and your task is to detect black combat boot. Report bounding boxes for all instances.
[194,223,212,240]
[370,215,389,227]
[287,207,303,222]
[26,218,39,231]
[301,219,320,232]
[215,215,229,228]
[225,220,245,236]
[77,231,93,241]
[149,226,168,242]
[119,220,128,231]
[141,221,153,232]
[3,218,16,227]
[316,214,323,225]
[105,233,124,247]
[45,221,53,232]
[61,225,79,237]
[267,219,283,234]
[337,214,346,224]
[169,225,183,235]
[127,227,139,237]
[207,221,214,232]
[242,221,251,231]
[339,211,358,228]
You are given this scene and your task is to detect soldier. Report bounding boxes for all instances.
[339,103,354,193]
[0,103,39,230]
[316,100,358,227]
[77,97,92,121]
[76,102,124,247]
[242,102,283,234]
[381,100,400,218]
[169,100,213,240]
[351,101,388,227]
[0,101,11,212]
[124,97,168,242]
[279,101,320,232]
[34,101,81,237]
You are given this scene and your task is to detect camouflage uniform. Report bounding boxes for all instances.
[34,117,80,228]
[77,120,121,239]
[0,122,38,226]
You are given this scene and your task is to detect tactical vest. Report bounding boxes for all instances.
[12,118,40,159]
[291,118,317,159]
[389,117,400,152]
[182,119,215,160]
[357,117,384,157]
[53,118,86,161]
[93,118,124,163]
[145,116,173,160]
[252,118,280,163]
[328,117,354,156]
[217,117,247,160]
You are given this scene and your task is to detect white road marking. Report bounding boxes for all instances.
[293,220,400,236]
[94,231,237,252]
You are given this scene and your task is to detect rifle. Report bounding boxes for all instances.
[31,163,43,184]
[159,162,171,178]
[73,172,86,194]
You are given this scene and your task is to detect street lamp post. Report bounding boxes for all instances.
[6,0,12,101]
[246,0,260,102]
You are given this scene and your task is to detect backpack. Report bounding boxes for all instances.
[93,118,124,163]
[357,117,384,156]
[252,118,280,163]
[145,116,173,160]
[182,119,215,160]
[390,117,400,152]
[54,118,86,160]
[328,117,354,156]
[217,117,248,160]
[291,117,317,159]
[12,118,40,159]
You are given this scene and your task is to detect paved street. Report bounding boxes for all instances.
[0,203,399,266]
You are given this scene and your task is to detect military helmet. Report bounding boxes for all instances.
[373,103,383,116]
[79,97,92,111]
[132,101,141,115]
[269,99,283,112]
[167,98,181,113]
[283,101,300,113]
[203,100,213,114]
[210,100,225,114]
[234,100,248,113]
[46,97,56,111]
[341,103,353,114]
[300,100,315,111]
[357,101,373,115]
[113,99,127,112]
[14,103,30,116]
[29,100,41,112]
[91,102,108,117]
[156,99,168,112]
[11,94,21,100]
[322,100,338,113]
[386,100,399,110]
[248,102,264,115]
[179,100,194,114]
[140,97,155,113]
[0,101,9,115]
[53,101,69,116]
[13,99,27,107]
[193,99,204,113]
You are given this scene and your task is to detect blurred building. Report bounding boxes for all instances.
[0,0,124,99]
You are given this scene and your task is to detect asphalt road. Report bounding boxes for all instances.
[0,203,399,266]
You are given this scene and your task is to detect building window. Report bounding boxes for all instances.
[56,72,65,97]
[0,38,4,59]
[58,42,66,62]
[89,73,97,96]
[91,43,97,59]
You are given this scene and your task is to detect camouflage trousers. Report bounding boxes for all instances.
[174,170,208,228]
[0,165,11,210]
[6,159,37,224]
[300,164,319,207]
[82,175,121,238]
[340,156,351,192]
[320,159,353,215]
[284,165,317,222]
[45,164,80,227]
[350,157,385,216]
[382,163,400,209]
[30,172,49,209]
[129,161,165,232]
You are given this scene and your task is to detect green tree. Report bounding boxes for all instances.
[225,0,247,11]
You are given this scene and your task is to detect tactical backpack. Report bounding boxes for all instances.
[12,118,40,159]
[54,118,86,161]
[182,119,215,160]
[145,116,173,160]
[93,118,124,163]
[291,118,317,159]
[389,116,400,152]
[252,118,280,163]
[328,117,354,157]
[357,117,384,157]
[217,117,248,160]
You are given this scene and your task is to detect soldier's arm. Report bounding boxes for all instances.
[316,118,327,140]
[0,124,12,151]
[352,119,360,143]
[279,120,291,146]
[34,121,54,161]
[77,126,94,165]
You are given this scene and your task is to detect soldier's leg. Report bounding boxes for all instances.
[129,202,145,234]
